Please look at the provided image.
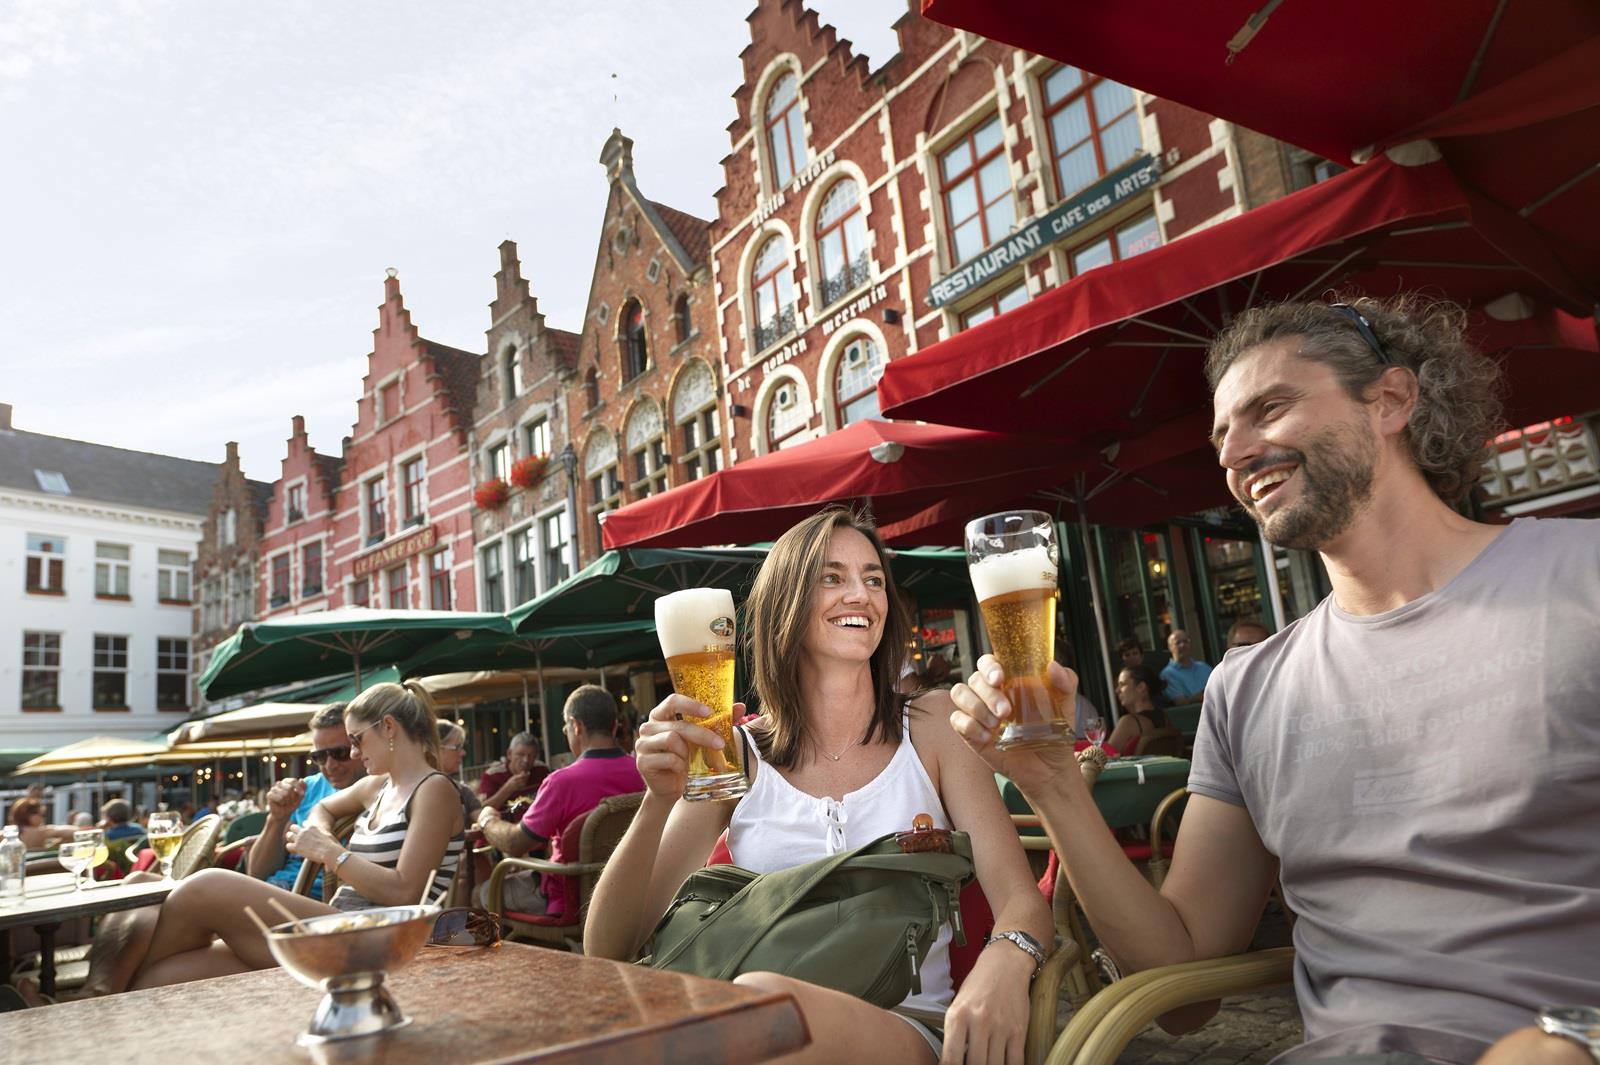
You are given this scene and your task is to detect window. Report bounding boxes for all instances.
[589,466,622,545]
[751,235,796,351]
[386,564,408,610]
[351,575,372,608]
[764,72,803,188]
[221,507,237,547]
[488,442,510,482]
[286,483,305,522]
[541,510,571,589]
[767,381,808,451]
[34,469,70,495]
[960,280,1031,330]
[158,550,191,602]
[834,336,885,428]
[584,368,601,410]
[156,638,189,711]
[1070,213,1162,277]
[365,477,387,544]
[621,300,648,381]
[511,526,538,605]
[270,554,290,607]
[427,550,452,610]
[93,635,128,708]
[502,346,523,403]
[941,116,1015,263]
[21,633,61,709]
[674,295,693,343]
[301,541,323,596]
[232,560,254,622]
[380,380,401,423]
[95,542,131,598]
[402,458,425,525]
[25,534,65,594]
[681,407,721,481]
[1041,66,1140,200]
[816,179,870,306]
[625,400,669,499]
[524,418,551,459]
[480,545,505,612]
[201,577,223,633]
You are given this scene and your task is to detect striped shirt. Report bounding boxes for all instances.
[329,771,464,912]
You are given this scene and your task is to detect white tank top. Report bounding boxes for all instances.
[727,715,955,1013]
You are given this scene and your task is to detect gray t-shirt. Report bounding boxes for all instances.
[1189,517,1600,1059]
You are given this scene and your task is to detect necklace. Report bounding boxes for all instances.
[819,732,862,762]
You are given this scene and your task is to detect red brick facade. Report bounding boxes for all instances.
[193,441,272,704]
[709,0,1302,462]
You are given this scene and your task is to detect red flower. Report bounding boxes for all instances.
[474,479,510,509]
[509,454,549,489]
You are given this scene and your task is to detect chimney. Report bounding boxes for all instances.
[0,403,11,431]
[292,414,306,438]
[225,441,239,465]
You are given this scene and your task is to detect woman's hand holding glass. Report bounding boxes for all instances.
[635,693,744,802]
[950,654,1087,799]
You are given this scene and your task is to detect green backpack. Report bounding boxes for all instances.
[645,830,973,1009]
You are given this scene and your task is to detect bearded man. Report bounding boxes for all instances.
[952,296,1599,1064]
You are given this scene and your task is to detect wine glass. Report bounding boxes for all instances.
[1083,716,1107,749]
[147,811,184,880]
[58,840,95,892]
[74,828,107,889]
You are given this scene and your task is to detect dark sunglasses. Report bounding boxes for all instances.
[1329,303,1396,366]
[308,746,353,764]
[427,907,503,948]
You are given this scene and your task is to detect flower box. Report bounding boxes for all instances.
[510,454,550,489]
[475,478,511,509]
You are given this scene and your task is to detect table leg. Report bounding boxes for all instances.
[36,921,61,999]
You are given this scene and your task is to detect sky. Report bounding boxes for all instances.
[0,0,909,482]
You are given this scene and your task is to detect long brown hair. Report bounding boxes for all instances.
[744,508,913,768]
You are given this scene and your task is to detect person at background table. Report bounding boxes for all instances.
[1225,618,1269,650]
[6,797,77,850]
[247,702,365,894]
[99,798,142,841]
[1158,630,1211,706]
[477,731,549,811]
[437,720,482,822]
[476,685,643,916]
[69,810,94,828]
[1107,666,1170,756]
[950,295,1600,1065]
[588,508,1052,1065]
[125,682,464,989]
[1116,636,1145,671]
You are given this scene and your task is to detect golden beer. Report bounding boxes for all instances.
[148,832,182,863]
[656,588,747,801]
[967,511,1071,749]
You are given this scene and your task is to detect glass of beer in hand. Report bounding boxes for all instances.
[655,588,747,802]
[965,510,1068,749]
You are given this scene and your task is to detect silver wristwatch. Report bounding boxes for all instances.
[1538,1006,1600,1063]
[987,929,1047,979]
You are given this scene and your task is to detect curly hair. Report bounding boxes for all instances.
[1204,294,1506,504]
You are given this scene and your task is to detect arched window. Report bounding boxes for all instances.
[815,179,870,307]
[673,359,721,481]
[502,346,522,403]
[625,399,668,498]
[764,72,803,189]
[833,336,885,428]
[584,367,600,410]
[750,235,796,352]
[620,300,648,381]
[767,378,808,451]
[584,431,621,548]
[674,294,693,343]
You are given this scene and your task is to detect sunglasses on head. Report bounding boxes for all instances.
[1329,303,1396,366]
[427,907,503,948]
[309,746,353,764]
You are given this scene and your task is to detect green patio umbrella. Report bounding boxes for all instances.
[199,608,516,700]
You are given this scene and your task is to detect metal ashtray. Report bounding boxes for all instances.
[264,904,438,1046]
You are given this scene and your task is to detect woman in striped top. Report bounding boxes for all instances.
[128,682,465,989]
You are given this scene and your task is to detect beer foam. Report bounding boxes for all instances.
[654,587,737,657]
[968,545,1058,602]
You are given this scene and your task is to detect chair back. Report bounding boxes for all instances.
[1134,728,1184,758]
[571,791,644,921]
[172,815,224,880]
[292,813,359,901]
[222,811,267,845]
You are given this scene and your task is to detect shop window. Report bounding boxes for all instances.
[1070,213,1163,277]
[833,336,884,428]
[816,179,870,306]
[26,534,65,594]
[764,72,803,189]
[960,280,1030,331]
[940,116,1015,263]
[1041,65,1140,200]
[751,235,796,351]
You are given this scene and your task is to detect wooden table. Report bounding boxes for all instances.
[0,872,172,996]
[0,942,809,1065]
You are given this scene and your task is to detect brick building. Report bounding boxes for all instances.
[469,241,583,611]
[257,272,483,618]
[708,0,1317,461]
[192,440,272,704]
[569,129,721,564]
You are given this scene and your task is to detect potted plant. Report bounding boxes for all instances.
[474,478,510,509]
[510,454,550,489]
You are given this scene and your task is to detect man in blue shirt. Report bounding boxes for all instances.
[247,702,365,894]
[1159,630,1212,705]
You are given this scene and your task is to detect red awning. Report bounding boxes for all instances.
[879,155,1600,438]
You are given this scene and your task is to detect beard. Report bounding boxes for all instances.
[1239,419,1378,551]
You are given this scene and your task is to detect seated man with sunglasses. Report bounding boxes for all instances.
[247,702,366,894]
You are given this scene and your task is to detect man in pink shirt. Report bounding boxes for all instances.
[476,685,643,916]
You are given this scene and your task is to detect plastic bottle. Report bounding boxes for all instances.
[0,824,24,907]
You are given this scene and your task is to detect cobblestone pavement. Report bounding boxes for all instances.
[1066,906,1303,1064]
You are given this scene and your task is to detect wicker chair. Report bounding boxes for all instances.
[291,813,360,901]
[171,815,224,880]
[486,791,643,951]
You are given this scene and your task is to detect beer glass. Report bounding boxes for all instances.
[147,811,184,879]
[655,588,746,802]
[965,510,1069,749]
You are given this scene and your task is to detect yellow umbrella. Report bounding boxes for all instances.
[172,702,327,745]
[13,736,169,775]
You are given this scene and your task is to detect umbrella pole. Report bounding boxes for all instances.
[520,676,532,738]
[354,649,363,693]
[1073,506,1119,726]
[534,653,550,758]
[1258,526,1289,632]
